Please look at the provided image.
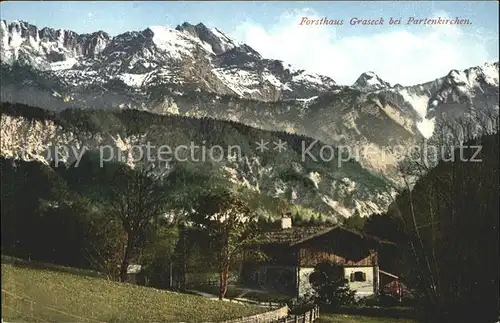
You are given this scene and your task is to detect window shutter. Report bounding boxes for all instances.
[362,272,366,281]
[350,272,355,282]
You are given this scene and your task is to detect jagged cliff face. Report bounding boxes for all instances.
[0,20,110,66]
[0,19,498,215]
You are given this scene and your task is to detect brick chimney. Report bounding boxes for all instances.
[281,210,292,229]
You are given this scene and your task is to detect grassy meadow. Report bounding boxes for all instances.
[317,313,419,323]
[1,261,266,322]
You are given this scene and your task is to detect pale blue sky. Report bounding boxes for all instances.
[1,1,498,85]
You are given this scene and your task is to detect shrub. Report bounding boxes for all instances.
[309,261,356,308]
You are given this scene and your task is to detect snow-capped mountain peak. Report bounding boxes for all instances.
[147,25,207,58]
[175,22,239,55]
[0,20,340,102]
[423,61,500,120]
[1,20,497,141]
[353,71,391,91]
[210,27,241,51]
[444,61,499,88]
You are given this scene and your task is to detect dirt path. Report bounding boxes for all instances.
[186,289,281,308]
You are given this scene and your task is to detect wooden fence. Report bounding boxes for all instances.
[191,279,320,322]
[223,304,320,323]
[221,305,289,323]
[280,305,320,323]
[226,297,283,309]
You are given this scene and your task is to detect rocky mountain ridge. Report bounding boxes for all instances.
[0,20,337,102]
[1,19,498,206]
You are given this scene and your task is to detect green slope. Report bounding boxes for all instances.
[1,258,265,323]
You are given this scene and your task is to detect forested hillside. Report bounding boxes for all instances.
[1,102,393,219]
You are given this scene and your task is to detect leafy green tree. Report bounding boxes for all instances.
[191,188,260,300]
[82,202,126,279]
[108,166,170,282]
[163,162,228,290]
[140,225,179,288]
[0,157,126,278]
[309,261,356,308]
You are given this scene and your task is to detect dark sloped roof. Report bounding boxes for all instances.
[254,225,336,245]
[253,224,395,247]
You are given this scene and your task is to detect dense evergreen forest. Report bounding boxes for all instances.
[360,134,499,321]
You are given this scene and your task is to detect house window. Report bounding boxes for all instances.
[350,271,367,282]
